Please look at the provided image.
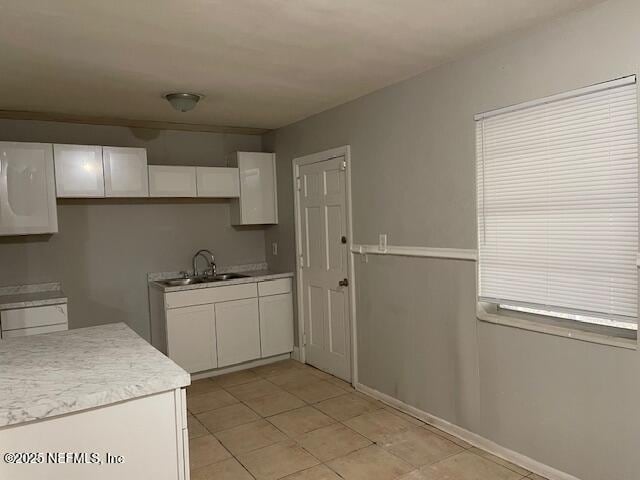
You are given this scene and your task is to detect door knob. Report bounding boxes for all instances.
[339,278,349,287]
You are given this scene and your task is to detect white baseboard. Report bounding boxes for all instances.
[191,353,291,380]
[355,382,581,480]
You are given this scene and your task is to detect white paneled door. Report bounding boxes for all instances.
[298,155,351,381]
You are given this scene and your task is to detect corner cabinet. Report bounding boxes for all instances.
[150,277,293,374]
[228,152,278,225]
[0,142,58,236]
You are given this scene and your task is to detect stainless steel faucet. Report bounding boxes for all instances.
[192,249,216,277]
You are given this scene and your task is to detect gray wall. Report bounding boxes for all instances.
[0,120,266,339]
[264,0,640,478]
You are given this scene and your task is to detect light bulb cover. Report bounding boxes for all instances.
[164,93,203,112]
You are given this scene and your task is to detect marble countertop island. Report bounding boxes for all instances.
[0,323,190,428]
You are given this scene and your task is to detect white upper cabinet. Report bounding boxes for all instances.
[103,146,149,197]
[53,144,104,197]
[196,167,240,198]
[228,152,278,225]
[0,142,58,235]
[149,165,197,197]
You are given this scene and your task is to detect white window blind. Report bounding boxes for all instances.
[476,76,638,326]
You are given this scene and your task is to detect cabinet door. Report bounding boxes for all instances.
[166,304,217,373]
[196,167,240,197]
[103,146,149,197]
[259,293,294,357]
[229,152,277,225]
[149,165,197,197]
[215,298,260,367]
[53,144,104,197]
[0,142,58,235]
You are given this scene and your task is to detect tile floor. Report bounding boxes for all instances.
[187,360,546,480]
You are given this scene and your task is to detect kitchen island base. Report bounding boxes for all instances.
[1,389,189,480]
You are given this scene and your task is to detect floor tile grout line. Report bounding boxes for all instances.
[193,362,539,480]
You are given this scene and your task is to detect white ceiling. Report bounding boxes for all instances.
[0,0,598,130]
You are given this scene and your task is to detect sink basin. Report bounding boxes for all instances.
[158,272,249,287]
[206,273,249,281]
[159,277,205,287]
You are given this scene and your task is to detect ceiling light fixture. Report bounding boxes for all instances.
[164,93,203,112]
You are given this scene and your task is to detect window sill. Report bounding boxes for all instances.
[477,303,637,351]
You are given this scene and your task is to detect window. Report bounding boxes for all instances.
[476,76,638,331]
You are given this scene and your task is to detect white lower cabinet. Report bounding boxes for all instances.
[215,298,260,367]
[259,293,294,357]
[152,278,294,374]
[1,304,68,339]
[166,304,217,373]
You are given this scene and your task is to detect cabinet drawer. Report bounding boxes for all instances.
[258,278,292,297]
[1,304,68,331]
[165,283,257,309]
[2,323,68,338]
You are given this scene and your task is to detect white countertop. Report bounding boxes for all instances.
[0,282,67,311]
[0,323,190,428]
[149,269,294,293]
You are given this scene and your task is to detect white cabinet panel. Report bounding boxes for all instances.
[166,304,217,373]
[259,293,294,357]
[53,144,104,197]
[215,298,260,367]
[149,165,197,197]
[1,390,184,480]
[2,323,68,338]
[165,283,257,309]
[103,146,149,197]
[228,152,278,225]
[1,304,67,331]
[196,167,240,197]
[258,278,292,297]
[0,142,58,235]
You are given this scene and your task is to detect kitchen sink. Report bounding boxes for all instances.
[158,272,249,287]
[207,273,249,281]
[159,277,205,287]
